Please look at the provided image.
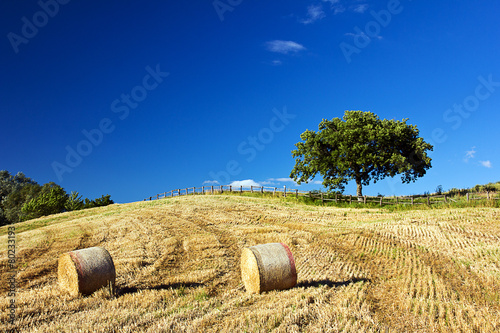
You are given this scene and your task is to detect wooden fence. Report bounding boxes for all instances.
[144,185,498,206]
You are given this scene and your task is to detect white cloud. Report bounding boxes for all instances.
[260,180,277,185]
[322,0,344,14]
[230,179,262,187]
[202,180,219,185]
[480,160,493,168]
[300,4,325,24]
[352,4,369,13]
[265,177,323,186]
[464,146,476,162]
[322,1,371,15]
[271,59,282,66]
[267,177,296,183]
[266,40,306,54]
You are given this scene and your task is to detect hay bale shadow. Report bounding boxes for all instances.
[116,282,204,297]
[297,277,370,288]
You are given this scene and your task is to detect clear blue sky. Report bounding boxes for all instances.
[1,0,499,203]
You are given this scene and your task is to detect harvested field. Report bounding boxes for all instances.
[1,195,500,332]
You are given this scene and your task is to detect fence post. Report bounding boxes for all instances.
[284,185,287,197]
[202,186,205,194]
[427,196,430,205]
[185,188,188,196]
[296,189,298,198]
[220,185,223,193]
[211,186,214,194]
[363,195,367,204]
[467,192,469,202]
[261,186,264,194]
[240,185,243,193]
[171,191,173,197]
[274,187,276,196]
[395,196,398,205]
[335,194,338,203]
[156,194,159,200]
[229,185,232,192]
[349,195,352,204]
[487,191,490,200]
[192,187,195,195]
[444,195,447,203]
[321,192,324,205]
[411,196,414,205]
[380,196,383,206]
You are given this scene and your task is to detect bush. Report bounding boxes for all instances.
[65,191,84,211]
[21,183,68,221]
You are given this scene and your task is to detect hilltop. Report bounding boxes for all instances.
[1,195,500,332]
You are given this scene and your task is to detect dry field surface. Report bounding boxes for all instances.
[1,195,500,332]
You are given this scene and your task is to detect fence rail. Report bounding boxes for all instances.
[144,185,499,206]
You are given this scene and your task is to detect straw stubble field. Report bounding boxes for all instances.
[1,195,500,332]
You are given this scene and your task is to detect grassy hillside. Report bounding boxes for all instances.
[1,195,500,332]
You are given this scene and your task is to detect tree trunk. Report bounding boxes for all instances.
[356,178,363,202]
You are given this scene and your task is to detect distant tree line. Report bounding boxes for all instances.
[0,170,113,225]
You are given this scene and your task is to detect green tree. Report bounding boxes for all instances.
[82,194,114,209]
[93,194,114,207]
[83,198,96,209]
[0,171,39,224]
[65,191,84,211]
[436,185,443,195]
[21,183,68,221]
[290,111,433,199]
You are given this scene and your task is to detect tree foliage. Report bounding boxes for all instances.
[65,191,84,211]
[83,194,114,209]
[21,183,68,221]
[0,170,114,225]
[0,171,40,224]
[290,111,433,197]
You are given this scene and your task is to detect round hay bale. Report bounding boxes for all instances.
[241,242,297,294]
[58,247,116,296]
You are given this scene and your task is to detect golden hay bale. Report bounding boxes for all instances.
[241,243,297,294]
[58,247,116,296]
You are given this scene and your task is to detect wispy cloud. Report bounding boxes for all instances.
[464,146,476,162]
[323,0,345,15]
[300,4,325,24]
[271,59,282,66]
[479,160,493,168]
[266,177,323,186]
[322,1,369,15]
[265,40,306,54]
[230,179,261,187]
[202,180,219,185]
[267,177,296,183]
[352,4,369,13]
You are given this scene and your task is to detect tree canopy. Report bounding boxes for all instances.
[0,170,114,225]
[290,111,433,198]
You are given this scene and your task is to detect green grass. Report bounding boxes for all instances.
[178,190,500,211]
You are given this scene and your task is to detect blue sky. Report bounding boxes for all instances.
[1,0,499,203]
